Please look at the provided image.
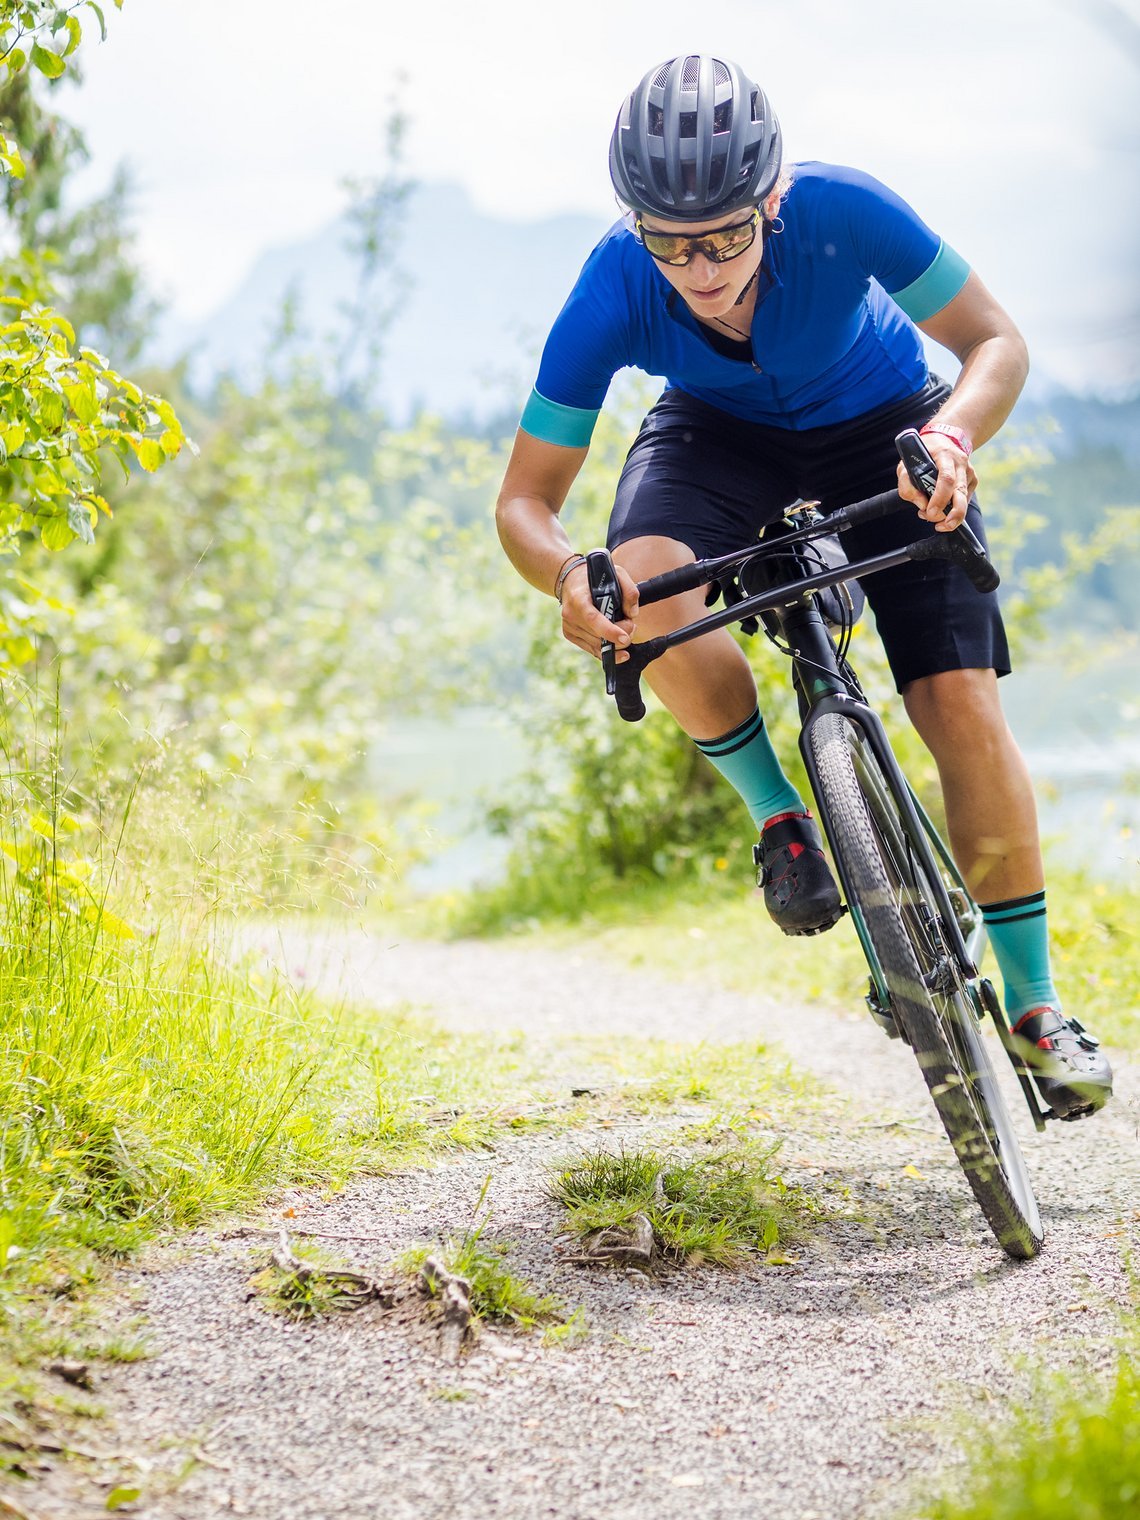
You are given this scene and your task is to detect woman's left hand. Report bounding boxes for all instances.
[896,434,978,533]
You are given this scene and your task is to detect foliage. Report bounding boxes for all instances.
[917,1343,1139,1520]
[0,255,185,560]
[0,753,544,1291]
[0,0,183,658]
[336,100,413,409]
[548,1142,821,1266]
[6,375,508,895]
[0,4,104,146]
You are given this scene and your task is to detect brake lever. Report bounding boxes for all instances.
[895,428,990,562]
[586,548,622,696]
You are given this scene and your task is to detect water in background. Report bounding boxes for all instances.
[371,655,1138,893]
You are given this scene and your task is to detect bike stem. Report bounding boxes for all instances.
[638,541,923,657]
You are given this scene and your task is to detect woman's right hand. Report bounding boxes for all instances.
[559,561,640,661]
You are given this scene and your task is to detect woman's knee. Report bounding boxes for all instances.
[612,535,708,638]
[903,668,1010,751]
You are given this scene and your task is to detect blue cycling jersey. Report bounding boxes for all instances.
[519,162,970,445]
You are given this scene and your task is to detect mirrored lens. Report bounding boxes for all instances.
[638,214,758,266]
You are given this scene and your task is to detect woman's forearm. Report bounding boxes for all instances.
[931,330,1030,449]
[495,493,579,598]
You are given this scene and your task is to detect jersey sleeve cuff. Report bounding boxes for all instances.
[519,387,600,448]
[890,240,971,323]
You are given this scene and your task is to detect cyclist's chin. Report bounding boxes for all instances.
[684,285,733,313]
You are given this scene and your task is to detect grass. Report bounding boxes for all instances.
[914,1342,1139,1520]
[248,1240,377,1320]
[0,802,556,1442]
[548,1142,824,1267]
[400,1232,567,1330]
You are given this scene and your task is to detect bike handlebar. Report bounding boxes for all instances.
[585,430,1001,721]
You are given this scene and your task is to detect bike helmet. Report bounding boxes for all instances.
[609,55,782,222]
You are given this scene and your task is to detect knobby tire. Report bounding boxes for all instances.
[809,712,1043,1260]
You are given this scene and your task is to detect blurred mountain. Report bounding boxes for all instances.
[151,182,609,425]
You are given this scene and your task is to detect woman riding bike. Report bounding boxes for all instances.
[494,54,1112,1121]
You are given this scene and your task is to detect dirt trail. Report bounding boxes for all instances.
[26,926,1139,1520]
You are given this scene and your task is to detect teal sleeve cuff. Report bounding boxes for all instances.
[519,388,600,448]
[890,241,971,323]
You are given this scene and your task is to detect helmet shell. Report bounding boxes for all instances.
[609,55,782,222]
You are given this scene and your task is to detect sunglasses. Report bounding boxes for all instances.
[635,209,760,267]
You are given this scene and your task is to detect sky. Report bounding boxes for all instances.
[61,0,1140,391]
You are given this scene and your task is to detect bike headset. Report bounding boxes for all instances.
[609,55,783,221]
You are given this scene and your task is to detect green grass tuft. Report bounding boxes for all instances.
[247,1241,373,1320]
[549,1142,822,1266]
[399,1231,567,1331]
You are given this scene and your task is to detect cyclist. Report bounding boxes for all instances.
[494,55,1112,1119]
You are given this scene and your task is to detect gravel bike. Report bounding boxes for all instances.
[585,430,1053,1260]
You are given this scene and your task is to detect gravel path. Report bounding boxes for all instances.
[25,926,1139,1520]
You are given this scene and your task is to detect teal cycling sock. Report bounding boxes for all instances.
[980,890,1061,1020]
[695,708,805,832]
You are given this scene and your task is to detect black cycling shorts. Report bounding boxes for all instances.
[607,379,1010,692]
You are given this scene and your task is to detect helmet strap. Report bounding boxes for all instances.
[733,261,762,308]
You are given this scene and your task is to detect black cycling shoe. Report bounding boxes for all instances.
[753,810,844,937]
[1011,1006,1114,1120]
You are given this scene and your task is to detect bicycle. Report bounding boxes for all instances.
[585,429,1057,1261]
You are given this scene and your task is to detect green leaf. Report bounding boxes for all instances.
[6,46,27,75]
[67,502,95,544]
[63,15,83,55]
[39,390,65,432]
[30,42,66,79]
[40,514,74,551]
[158,428,181,460]
[126,436,164,473]
[105,1489,141,1513]
[64,380,99,425]
[0,143,27,179]
[85,1,107,40]
[48,311,76,344]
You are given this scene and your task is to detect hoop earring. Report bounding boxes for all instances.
[767,215,785,235]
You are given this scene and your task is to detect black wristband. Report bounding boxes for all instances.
[554,554,587,603]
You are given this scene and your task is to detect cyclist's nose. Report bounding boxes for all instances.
[688,252,722,287]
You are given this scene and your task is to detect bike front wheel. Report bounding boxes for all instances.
[809,711,1043,1260]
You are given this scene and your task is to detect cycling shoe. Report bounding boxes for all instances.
[1011,1006,1113,1120]
[753,810,844,937]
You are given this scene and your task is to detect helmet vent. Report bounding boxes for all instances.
[680,56,700,89]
